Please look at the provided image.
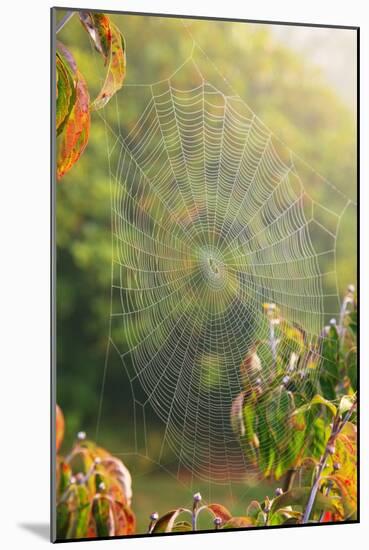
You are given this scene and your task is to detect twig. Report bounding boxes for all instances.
[56,11,75,34]
[301,399,356,524]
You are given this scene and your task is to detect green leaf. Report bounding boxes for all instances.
[92,495,115,537]
[56,502,70,539]
[69,485,91,539]
[347,310,357,336]
[256,386,296,478]
[319,326,340,399]
[270,487,338,519]
[172,521,192,532]
[307,416,330,460]
[293,394,337,418]
[345,347,357,391]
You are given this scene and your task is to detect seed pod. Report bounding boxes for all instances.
[214,517,222,529]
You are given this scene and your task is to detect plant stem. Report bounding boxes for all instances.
[301,400,356,524]
[301,453,329,524]
[56,11,75,34]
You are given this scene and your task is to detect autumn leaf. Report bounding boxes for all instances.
[79,11,126,110]
[56,52,75,136]
[112,500,136,535]
[205,503,232,523]
[57,67,90,180]
[79,12,112,63]
[90,20,126,111]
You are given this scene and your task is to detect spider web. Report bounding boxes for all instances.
[94,32,355,491]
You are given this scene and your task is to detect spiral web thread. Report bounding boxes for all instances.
[95,36,355,489]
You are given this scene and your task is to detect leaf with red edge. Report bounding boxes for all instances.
[57,459,71,494]
[326,474,357,520]
[206,503,232,523]
[57,69,90,180]
[90,21,126,111]
[112,500,136,535]
[102,457,132,506]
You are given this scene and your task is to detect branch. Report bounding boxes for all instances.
[301,398,356,524]
[56,11,75,34]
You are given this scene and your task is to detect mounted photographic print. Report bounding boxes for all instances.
[51,7,359,542]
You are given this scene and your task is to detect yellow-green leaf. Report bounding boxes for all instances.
[338,395,355,417]
[293,394,337,418]
[151,508,189,533]
[270,487,338,518]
